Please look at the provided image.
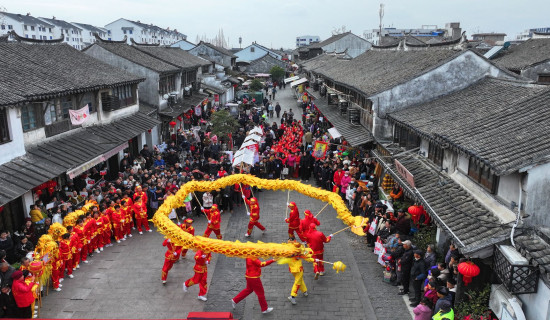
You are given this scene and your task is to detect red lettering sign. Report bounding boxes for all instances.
[394,159,415,188]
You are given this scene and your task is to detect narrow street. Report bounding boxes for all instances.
[39,87,411,320]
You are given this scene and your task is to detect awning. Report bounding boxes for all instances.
[158,94,209,118]
[284,76,300,84]
[310,95,373,147]
[66,142,129,179]
[253,73,271,78]
[290,78,308,88]
[0,112,160,206]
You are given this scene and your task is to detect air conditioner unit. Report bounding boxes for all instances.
[489,285,526,320]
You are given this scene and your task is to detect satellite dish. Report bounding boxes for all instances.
[163,94,169,100]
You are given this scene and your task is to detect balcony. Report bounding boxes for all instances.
[45,118,72,138]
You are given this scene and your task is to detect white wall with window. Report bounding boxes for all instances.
[0,107,26,165]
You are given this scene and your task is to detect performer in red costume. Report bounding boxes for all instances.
[179,218,195,259]
[299,209,320,242]
[133,196,150,234]
[183,249,211,301]
[111,205,124,242]
[231,256,275,314]
[285,202,301,240]
[306,224,332,280]
[244,197,266,237]
[161,238,182,284]
[203,204,222,239]
[133,185,148,204]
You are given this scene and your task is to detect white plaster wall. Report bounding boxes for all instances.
[21,191,34,217]
[322,33,372,58]
[23,127,46,146]
[419,139,429,158]
[372,51,520,139]
[0,107,26,165]
[524,161,550,227]
[442,149,457,172]
[104,19,139,43]
[450,170,517,224]
[457,154,469,173]
[497,172,525,206]
[519,279,550,320]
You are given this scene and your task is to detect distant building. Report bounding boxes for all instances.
[0,12,55,40]
[298,32,371,60]
[296,35,320,47]
[72,22,108,48]
[471,33,507,46]
[104,18,186,45]
[493,38,550,82]
[234,42,282,63]
[170,39,196,51]
[38,17,83,50]
[364,22,461,46]
[188,41,237,69]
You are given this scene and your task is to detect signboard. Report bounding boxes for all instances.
[394,159,415,188]
[312,141,329,159]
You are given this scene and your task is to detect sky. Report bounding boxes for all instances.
[1,0,549,49]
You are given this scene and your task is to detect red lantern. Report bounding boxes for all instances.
[458,261,480,286]
[35,190,42,196]
[148,129,152,133]
[177,116,183,121]
[29,260,44,276]
[169,121,177,128]
[408,205,425,225]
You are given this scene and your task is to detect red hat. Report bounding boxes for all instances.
[211,204,218,209]
[250,197,257,203]
[304,210,312,215]
[11,270,23,280]
[309,223,317,230]
[184,218,193,224]
[288,202,296,208]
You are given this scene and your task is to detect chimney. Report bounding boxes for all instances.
[52,16,56,20]
[26,12,31,16]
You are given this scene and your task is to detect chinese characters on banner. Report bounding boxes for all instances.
[312,141,329,159]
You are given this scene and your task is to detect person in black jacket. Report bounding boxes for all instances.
[410,250,427,307]
[0,285,16,318]
[299,152,312,181]
[398,240,414,295]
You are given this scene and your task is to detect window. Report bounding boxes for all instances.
[250,47,255,52]
[60,97,72,119]
[31,26,35,31]
[43,102,58,125]
[129,30,132,34]
[24,25,28,31]
[159,75,176,95]
[428,142,444,167]
[394,124,420,150]
[8,25,13,30]
[21,105,39,131]
[1,25,5,30]
[0,108,10,144]
[32,35,36,39]
[468,158,499,193]
[49,28,52,32]
[66,37,69,41]
[123,30,127,34]
[50,36,52,40]
[538,75,550,84]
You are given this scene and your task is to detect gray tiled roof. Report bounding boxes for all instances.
[305,49,462,96]
[493,38,550,71]
[0,42,143,106]
[389,77,550,175]
[90,42,180,74]
[373,146,510,255]
[198,42,237,58]
[39,17,81,31]
[133,45,210,69]
[307,32,351,49]
[71,22,106,34]
[0,112,160,207]
[1,12,54,27]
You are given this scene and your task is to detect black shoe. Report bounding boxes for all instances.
[398,291,409,295]
[409,303,418,307]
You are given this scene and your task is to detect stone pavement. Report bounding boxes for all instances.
[39,87,412,319]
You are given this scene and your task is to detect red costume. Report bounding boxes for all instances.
[133,199,150,232]
[111,209,124,241]
[133,187,148,204]
[161,239,182,282]
[74,224,88,263]
[100,213,112,247]
[67,231,79,275]
[121,203,133,236]
[232,257,275,312]
[53,239,70,289]
[245,198,265,236]
[299,210,320,241]
[285,202,301,240]
[70,226,84,268]
[307,225,331,275]
[184,250,211,297]
[203,205,222,239]
[180,219,195,258]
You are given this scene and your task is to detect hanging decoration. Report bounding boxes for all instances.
[458,261,480,286]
